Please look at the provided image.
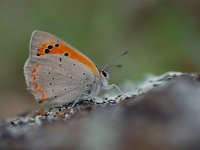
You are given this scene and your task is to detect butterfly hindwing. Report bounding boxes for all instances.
[24,54,96,104]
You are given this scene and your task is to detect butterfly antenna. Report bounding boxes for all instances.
[102,51,127,73]
[110,51,128,62]
[110,64,122,68]
[106,51,128,68]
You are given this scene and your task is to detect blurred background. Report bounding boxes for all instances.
[0,0,200,119]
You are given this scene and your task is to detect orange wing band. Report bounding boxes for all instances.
[32,64,46,101]
[37,41,98,74]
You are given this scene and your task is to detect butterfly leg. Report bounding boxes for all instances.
[108,84,128,97]
[70,93,89,114]
[106,84,129,102]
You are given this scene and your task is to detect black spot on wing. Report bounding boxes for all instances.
[45,49,50,54]
[47,45,53,49]
[55,43,59,47]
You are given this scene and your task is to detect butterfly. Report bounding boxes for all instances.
[24,30,124,106]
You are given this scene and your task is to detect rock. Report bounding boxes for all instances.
[1,72,200,150]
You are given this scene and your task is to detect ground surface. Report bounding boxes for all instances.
[1,72,200,150]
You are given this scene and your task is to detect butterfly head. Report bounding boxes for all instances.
[99,65,111,89]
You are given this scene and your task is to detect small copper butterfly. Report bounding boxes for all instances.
[24,30,124,105]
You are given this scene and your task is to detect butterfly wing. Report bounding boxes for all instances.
[24,30,100,104]
[24,54,96,104]
[30,30,99,74]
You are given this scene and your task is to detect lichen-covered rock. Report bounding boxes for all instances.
[1,72,200,150]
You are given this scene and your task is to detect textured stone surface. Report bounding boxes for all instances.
[1,72,200,150]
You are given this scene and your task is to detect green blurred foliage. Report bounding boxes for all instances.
[0,0,200,118]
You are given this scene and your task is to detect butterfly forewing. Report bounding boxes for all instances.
[30,30,99,74]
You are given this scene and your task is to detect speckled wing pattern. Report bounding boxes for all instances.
[24,30,100,104]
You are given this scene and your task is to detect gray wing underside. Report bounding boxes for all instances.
[24,54,96,104]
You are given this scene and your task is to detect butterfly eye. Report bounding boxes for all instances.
[101,71,107,77]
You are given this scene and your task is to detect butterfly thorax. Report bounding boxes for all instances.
[83,69,109,98]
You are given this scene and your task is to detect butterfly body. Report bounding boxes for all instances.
[24,31,110,105]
